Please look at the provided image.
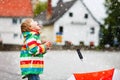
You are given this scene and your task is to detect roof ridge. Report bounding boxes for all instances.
[34,0,77,25]
[34,0,101,26]
[80,0,101,25]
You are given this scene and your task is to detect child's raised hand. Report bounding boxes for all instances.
[45,41,52,49]
[41,40,47,44]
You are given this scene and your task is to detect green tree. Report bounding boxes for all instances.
[101,0,120,47]
[34,1,47,16]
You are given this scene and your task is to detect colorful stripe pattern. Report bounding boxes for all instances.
[20,31,47,75]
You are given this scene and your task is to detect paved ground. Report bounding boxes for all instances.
[0,50,120,80]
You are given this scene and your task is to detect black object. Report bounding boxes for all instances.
[22,75,28,79]
[76,49,83,61]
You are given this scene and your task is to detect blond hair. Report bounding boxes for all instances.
[21,19,33,33]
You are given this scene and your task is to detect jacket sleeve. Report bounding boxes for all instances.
[26,36,47,55]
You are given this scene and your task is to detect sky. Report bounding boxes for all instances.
[41,0,107,23]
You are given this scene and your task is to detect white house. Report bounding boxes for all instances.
[0,0,33,45]
[54,0,101,46]
[34,0,101,46]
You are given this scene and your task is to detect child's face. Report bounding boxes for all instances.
[30,20,41,31]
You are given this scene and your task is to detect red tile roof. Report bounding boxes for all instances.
[0,0,33,17]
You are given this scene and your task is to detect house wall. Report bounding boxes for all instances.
[0,18,54,45]
[54,0,100,46]
[41,25,54,42]
[0,18,26,45]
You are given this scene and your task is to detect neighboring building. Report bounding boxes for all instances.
[0,0,33,45]
[34,0,101,46]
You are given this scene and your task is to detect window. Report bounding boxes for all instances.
[69,12,73,17]
[12,18,17,24]
[13,33,18,38]
[19,19,22,23]
[59,26,63,33]
[84,13,88,19]
[90,27,95,34]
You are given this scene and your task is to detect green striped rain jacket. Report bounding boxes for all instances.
[20,31,47,76]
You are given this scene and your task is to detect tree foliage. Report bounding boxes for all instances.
[34,1,47,16]
[100,0,120,47]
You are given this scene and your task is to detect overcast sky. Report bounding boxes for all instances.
[41,0,107,23]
